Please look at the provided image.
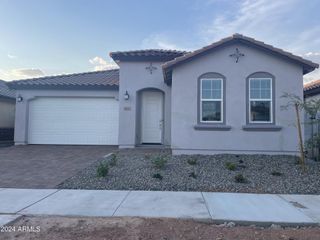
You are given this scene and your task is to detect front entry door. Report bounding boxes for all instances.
[141,91,163,144]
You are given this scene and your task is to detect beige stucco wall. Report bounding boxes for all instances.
[117,61,171,148]
[171,42,304,155]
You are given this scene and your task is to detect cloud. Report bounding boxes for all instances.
[89,56,118,71]
[287,27,320,53]
[12,69,44,78]
[141,33,185,50]
[196,0,319,82]
[201,0,297,43]
[7,54,17,59]
[303,53,320,82]
[0,68,44,81]
[304,52,320,57]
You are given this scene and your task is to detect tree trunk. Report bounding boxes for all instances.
[311,118,314,159]
[295,103,305,170]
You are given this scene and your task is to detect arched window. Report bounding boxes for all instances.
[198,73,226,124]
[247,72,275,124]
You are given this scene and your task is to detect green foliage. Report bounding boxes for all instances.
[271,171,282,176]
[189,172,197,179]
[96,162,109,177]
[235,174,247,183]
[187,158,197,165]
[151,155,168,169]
[225,162,236,171]
[109,153,117,167]
[281,93,303,109]
[305,133,320,149]
[152,173,163,180]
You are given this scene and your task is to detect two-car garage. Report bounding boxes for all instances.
[28,97,119,145]
[8,69,120,146]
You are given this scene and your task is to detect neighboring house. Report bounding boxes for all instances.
[8,34,319,155]
[0,80,16,141]
[304,80,320,147]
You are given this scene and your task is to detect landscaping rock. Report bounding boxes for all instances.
[58,149,320,194]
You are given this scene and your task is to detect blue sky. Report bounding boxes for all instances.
[0,0,319,81]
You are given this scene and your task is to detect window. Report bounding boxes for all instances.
[200,78,223,122]
[249,78,272,123]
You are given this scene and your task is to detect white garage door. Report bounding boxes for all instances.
[28,97,119,145]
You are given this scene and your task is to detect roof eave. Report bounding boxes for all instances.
[304,87,320,98]
[8,84,119,91]
[0,95,15,101]
[162,35,319,80]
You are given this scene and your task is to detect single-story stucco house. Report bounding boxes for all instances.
[8,34,319,155]
[0,80,16,141]
[304,79,320,147]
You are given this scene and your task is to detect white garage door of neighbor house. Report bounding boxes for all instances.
[28,97,119,145]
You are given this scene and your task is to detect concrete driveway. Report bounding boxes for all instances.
[0,145,116,188]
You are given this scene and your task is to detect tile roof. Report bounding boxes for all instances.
[110,49,187,62]
[163,34,319,83]
[304,79,320,91]
[304,79,320,97]
[0,80,15,99]
[7,69,119,90]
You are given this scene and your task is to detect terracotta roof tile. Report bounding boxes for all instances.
[304,79,320,91]
[7,69,119,90]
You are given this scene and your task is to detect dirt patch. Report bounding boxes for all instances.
[1,216,320,240]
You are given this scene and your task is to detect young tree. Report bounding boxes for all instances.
[281,93,320,169]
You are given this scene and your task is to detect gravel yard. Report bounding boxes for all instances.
[58,149,320,194]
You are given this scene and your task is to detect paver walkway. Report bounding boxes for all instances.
[0,189,319,226]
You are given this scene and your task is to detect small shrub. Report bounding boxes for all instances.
[235,174,247,183]
[109,153,117,167]
[152,173,163,180]
[151,155,168,169]
[225,162,236,171]
[271,171,283,176]
[97,162,109,177]
[239,159,244,164]
[189,172,197,179]
[187,158,197,165]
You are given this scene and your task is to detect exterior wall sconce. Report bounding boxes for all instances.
[17,95,23,102]
[124,91,130,100]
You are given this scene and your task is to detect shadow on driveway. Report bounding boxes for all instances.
[0,145,117,189]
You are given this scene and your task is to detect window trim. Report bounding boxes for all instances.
[248,77,273,124]
[200,78,223,123]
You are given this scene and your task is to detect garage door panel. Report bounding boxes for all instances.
[28,97,119,145]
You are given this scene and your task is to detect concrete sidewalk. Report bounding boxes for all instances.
[0,188,319,227]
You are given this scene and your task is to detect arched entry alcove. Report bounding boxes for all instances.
[136,88,165,145]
